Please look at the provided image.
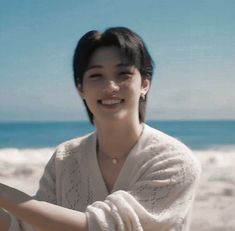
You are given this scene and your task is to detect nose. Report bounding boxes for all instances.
[103,80,120,93]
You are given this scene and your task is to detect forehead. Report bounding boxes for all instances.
[88,46,128,67]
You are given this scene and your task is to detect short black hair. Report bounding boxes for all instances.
[73,27,154,124]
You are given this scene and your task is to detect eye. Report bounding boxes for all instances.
[118,71,133,78]
[88,73,102,79]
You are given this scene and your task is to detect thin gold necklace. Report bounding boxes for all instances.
[97,124,144,165]
[98,149,126,165]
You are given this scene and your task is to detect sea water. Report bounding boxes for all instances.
[0,120,234,149]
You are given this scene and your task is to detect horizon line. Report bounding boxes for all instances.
[0,119,235,124]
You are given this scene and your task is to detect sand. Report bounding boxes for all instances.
[1,148,235,230]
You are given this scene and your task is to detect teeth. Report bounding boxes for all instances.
[101,99,122,105]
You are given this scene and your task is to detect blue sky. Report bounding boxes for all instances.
[0,0,234,121]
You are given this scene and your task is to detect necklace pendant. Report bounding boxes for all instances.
[112,158,118,165]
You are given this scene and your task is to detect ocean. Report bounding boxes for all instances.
[0,120,234,150]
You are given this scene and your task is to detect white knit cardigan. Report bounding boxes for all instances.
[9,124,201,231]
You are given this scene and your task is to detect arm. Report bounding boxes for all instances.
[0,208,11,231]
[86,149,201,231]
[0,183,88,231]
[0,150,59,231]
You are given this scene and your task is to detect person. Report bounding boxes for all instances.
[0,27,201,231]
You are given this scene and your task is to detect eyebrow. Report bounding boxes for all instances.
[116,63,132,68]
[85,63,132,71]
[85,65,103,71]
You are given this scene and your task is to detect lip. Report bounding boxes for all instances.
[97,97,124,106]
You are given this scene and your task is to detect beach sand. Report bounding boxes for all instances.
[1,148,235,230]
[191,150,235,230]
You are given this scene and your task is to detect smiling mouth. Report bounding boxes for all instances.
[98,99,124,105]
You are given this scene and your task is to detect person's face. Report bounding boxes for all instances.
[78,46,150,124]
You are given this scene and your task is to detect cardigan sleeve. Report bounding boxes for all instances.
[7,152,57,231]
[86,149,201,231]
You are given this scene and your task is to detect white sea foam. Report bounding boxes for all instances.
[1,146,235,169]
[0,146,234,177]
[193,148,235,187]
[0,148,54,194]
[194,147,235,167]
[0,148,54,174]
[0,146,235,192]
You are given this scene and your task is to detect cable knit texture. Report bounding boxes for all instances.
[8,124,201,231]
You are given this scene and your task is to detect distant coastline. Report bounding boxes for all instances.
[1,118,235,123]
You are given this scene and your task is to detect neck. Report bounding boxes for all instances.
[95,121,144,159]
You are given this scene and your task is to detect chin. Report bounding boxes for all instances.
[101,112,137,123]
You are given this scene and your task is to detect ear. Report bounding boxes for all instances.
[141,79,150,96]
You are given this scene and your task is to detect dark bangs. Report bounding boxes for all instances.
[73,27,154,87]
[104,28,153,80]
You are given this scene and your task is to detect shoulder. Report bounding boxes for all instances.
[143,123,190,152]
[143,123,196,158]
[140,124,201,182]
[53,132,95,160]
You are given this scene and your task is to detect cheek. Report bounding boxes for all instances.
[82,81,97,93]
[83,80,104,91]
[80,85,96,101]
[123,85,142,103]
[125,80,142,93]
